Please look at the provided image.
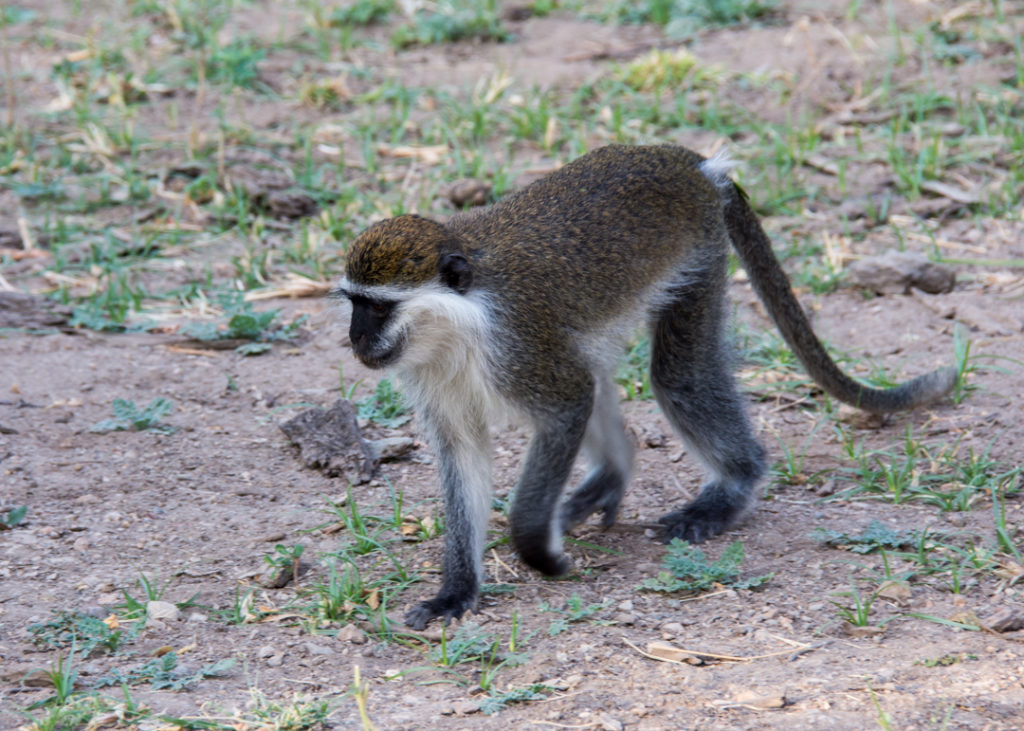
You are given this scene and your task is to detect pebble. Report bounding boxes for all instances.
[146,600,180,621]
[450,699,480,715]
[337,623,366,644]
[661,621,684,638]
[258,645,276,658]
[303,641,334,656]
[600,714,624,731]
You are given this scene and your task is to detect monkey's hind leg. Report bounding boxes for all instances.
[561,375,634,531]
[511,399,592,577]
[649,261,767,544]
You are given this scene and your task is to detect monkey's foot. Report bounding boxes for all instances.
[404,592,477,630]
[561,468,625,531]
[659,511,726,544]
[517,545,572,577]
[659,480,752,543]
[658,506,730,544]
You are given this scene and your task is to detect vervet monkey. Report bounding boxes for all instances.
[335,144,956,629]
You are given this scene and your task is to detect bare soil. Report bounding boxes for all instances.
[2,1,1024,729]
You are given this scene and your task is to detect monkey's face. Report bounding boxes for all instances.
[342,291,407,369]
[334,275,487,377]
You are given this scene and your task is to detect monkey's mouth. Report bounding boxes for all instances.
[353,332,406,369]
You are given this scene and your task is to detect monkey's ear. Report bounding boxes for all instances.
[439,252,473,295]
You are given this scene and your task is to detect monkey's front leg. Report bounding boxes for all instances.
[404,419,492,630]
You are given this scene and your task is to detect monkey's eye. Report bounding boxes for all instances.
[370,301,391,317]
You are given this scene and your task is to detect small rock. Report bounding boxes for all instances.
[600,713,624,731]
[617,600,634,612]
[502,4,534,21]
[266,652,284,667]
[643,431,667,449]
[258,645,277,658]
[337,623,367,644]
[984,608,1024,633]
[266,191,319,219]
[450,700,480,715]
[444,179,491,208]
[365,436,417,463]
[613,612,637,625]
[146,600,180,621]
[303,641,334,657]
[953,301,1023,336]
[660,621,684,638]
[0,291,71,329]
[845,251,955,295]
[261,561,309,589]
[279,399,377,483]
[838,404,888,430]
[0,227,24,248]
[814,479,837,497]
[1,664,55,687]
[937,510,966,530]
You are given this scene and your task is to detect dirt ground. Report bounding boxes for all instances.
[2,1,1024,729]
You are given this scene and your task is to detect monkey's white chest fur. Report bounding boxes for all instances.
[390,287,508,439]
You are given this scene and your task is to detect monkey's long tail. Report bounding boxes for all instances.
[722,183,957,413]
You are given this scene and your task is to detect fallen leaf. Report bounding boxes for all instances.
[645,641,702,665]
[876,580,911,606]
[842,624,886,637]
[731,689,787,709]
[377,144,448,165]
[920,179,981,204]
[147,600,180,621]
[365,588,380,610]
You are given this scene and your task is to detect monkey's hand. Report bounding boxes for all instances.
[404,592,477,630]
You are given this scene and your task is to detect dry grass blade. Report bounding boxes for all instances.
[244,274,332,301]
[623,636,813,665]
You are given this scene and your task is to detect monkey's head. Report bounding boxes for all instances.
[336,215,475,369]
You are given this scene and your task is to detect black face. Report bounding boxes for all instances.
[348,296,403,368]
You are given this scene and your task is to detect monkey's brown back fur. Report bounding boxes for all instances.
[451,146,719,328]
